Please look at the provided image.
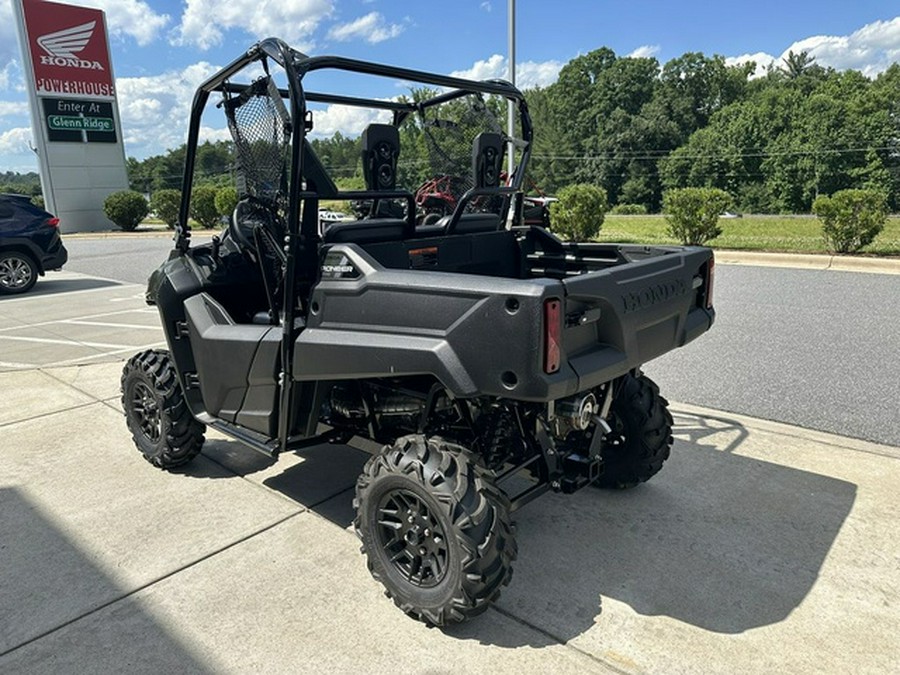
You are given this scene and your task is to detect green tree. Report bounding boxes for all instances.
[215,186,238,218]
[549,183,608,240]
[781,50,816,79]
[189,186,221,229]
[812,189,887,253]
[103,191,149,231]
[150,189,181,229]
[663,187,733,245]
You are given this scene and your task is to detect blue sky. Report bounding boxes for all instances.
[1,0,898,173]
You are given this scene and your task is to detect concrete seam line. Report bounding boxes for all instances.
[488,604,629,674]
[0,510,306,660]
[40,367,116,405]
[0,399,101,430]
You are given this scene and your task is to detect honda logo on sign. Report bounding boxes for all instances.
[37,21,104,70]
[20,0,115,97]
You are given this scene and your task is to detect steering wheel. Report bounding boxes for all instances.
[230,197,285,255]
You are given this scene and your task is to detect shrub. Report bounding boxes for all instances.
[548,183,608,240]
[189,186,221,229]
[812,189,888,254]
[663,187,733,245]
[215,186,239,220]
[150,189,181,229]
[103,190,149,231]
[31,195,44,209]
[609,203,647,215]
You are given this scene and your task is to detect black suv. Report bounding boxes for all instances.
[0,194,68,295]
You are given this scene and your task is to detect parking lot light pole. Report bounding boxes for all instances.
[508,0,516,177]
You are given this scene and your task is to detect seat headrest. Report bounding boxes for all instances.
[361,124,400,191]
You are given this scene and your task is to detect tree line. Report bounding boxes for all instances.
[526,49,899,213]
[9,47,895,215]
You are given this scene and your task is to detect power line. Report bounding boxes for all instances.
[532,146,896,162]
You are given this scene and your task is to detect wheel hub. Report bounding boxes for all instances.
[130,381,162,443]
[376,489,448,587]
[0,258,33,289]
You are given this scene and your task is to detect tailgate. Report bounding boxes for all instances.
[559,246,714,390]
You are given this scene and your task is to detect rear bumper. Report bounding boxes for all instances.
[41,243,68,272]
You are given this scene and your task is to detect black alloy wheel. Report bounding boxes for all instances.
[376,488,448,588]
[121,350,205,469]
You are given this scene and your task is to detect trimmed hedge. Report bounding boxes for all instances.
[103,190,149,231]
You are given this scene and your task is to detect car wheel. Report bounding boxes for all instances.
[0,251,38,295]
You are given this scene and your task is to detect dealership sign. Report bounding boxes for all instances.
[21,0,115,98]
[42,97,117,142]
[13,0,129,232]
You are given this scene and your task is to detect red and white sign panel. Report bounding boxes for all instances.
[21,0,115,98]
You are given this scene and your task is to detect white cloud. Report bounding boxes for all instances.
[451,54,505,81]
[480,2,492,12]
[726,52,778,79]
[0,101,28,117]
[0,62,15,91]
[450,54,564,89]
[198,126,234,144]
[725,16,900,79]
[628,45,660,59]
[79,0,170,46]
[518,60,566,88]
[327,12,405,44]
[308,104,391,137]
[174,0,333,51]
[116,61,223,156]
[0,127,34,155]
[782,16,900,77]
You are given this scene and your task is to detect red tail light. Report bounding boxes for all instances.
[543,298,562,374]
[46,217,60,228]
[706,257,715,309]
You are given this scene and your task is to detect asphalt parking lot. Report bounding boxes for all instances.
[1,271,898,674]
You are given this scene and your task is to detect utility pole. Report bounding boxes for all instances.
[507,0,516,178]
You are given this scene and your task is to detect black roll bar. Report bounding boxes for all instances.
[172,37,535,452]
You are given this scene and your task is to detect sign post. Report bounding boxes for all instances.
[13,0,130,232]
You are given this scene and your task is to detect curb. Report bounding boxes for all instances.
[715,250,900,275]
[61,229,900,275]
[63,228,219,239]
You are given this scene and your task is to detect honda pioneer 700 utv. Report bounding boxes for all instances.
[122,38,715,626]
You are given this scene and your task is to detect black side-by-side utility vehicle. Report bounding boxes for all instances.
[121,38,715,626]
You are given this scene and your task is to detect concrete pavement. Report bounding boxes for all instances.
[1,272,899,673]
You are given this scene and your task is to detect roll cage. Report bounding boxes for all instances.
[170,37,534,453]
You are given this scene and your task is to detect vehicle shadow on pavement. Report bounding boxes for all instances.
[4,277,122,300]
[191,438,368,527]
[187,413,856,649]
[447,411,856,646]
[0,486,213,672]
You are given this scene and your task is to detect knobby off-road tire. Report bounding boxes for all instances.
[594,373,674,489]
[354,435,517,626]
[0,250,38,295]
[121,349,205,469]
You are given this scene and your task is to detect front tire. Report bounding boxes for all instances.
[594,374,673,489]
[354,435,516,626]
[0,251,38,295]
[121,350,205,469]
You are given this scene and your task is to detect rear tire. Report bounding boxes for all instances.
[594,374,673,489]
[354,435,516,625]
[121,350,205,469]
[0,251,38,295]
